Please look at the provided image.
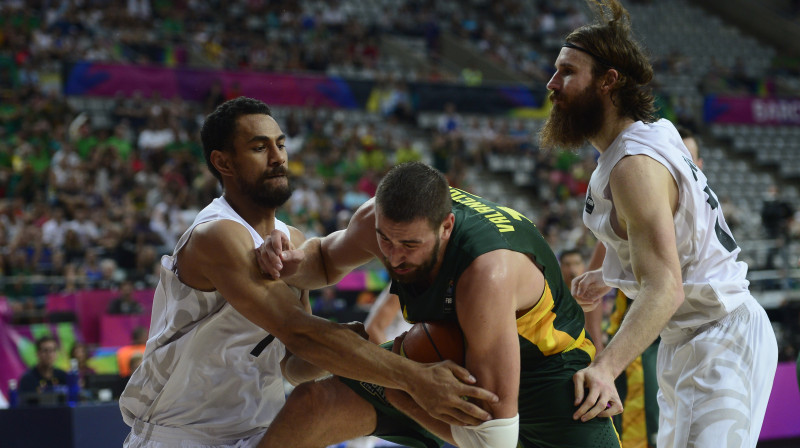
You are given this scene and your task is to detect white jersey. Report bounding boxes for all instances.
[120,196,290,442]
[583,119,750,334]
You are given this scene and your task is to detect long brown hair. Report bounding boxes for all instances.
[565,0,657,123]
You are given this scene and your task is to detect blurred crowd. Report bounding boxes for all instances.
[1,0,798,361]
[0,81,602,323]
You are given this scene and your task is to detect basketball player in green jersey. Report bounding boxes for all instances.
[256,162,621,448]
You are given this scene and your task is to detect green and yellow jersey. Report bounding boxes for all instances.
[391,187,595,365]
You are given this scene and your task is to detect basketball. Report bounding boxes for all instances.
[399,320,465,365]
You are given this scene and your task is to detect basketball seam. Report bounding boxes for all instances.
[422,322,446,361]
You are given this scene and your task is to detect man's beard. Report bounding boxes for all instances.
[383,237,440,286]
[539,82,606,151]
[237,168,293,209]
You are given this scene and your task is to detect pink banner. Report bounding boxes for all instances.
[65,62,358,108]
[46,289,154,344]
[0,322,28,397]
[761,361,800,440]
[336,270,366,291]
[100,315,151,347]
[704,95,800,125]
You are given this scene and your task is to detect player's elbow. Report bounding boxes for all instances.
[669,278,685,312]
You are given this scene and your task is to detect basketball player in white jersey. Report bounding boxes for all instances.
[119,97,496,447]
[540,2,778,447]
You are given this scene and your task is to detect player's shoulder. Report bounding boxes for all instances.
[353,197,377,220]
[187,219,253,257]
[470,248,531,271]
[344,197,378,236]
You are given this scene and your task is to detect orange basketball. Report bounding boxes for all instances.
[400,320,465,365]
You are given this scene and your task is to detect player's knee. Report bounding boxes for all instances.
[288,379,339,411]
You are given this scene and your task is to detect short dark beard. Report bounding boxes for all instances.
[539,82,606,151]
[383,236,440,286]
[237,168,293,209]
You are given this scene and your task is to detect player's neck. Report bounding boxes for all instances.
[222,192,278,236]
[589,114,636,154]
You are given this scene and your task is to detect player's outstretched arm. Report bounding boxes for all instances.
[573,155,684,422]
[185,218,497,425]
[256,199,380,290]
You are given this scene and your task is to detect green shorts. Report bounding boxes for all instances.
[340,341,621,448]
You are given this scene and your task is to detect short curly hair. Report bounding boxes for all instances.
[200,96,272,184]
[375,162,452,230]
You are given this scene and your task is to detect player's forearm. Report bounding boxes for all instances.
[385,389,457,445]
[593,281,682,377]
[470,366,519,419]
[278,317,420,392]
[584,307,605,353]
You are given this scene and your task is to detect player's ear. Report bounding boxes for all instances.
[210,149,233,177]
[600,69,620,92]
[440,213,455,240]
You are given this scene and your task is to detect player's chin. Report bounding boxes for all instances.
[391,272,418,284]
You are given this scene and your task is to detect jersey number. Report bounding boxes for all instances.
[685,156,737,252]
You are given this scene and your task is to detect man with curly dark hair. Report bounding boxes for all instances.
[543,1,778,447]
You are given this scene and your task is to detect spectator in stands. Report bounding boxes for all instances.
[61,228,85,265]
[383,80,415,124]
[78,248,104,285]
[761,184,794,274]
[19,335,68,395]
[437,102,461,135]
[41,204,68,249]
[49,143,82,191]
[312,286,348,320]
[69,342,96,387]
[106,280,142,315]
[129,244,160,289]
[204,80,227,113]
[461,64,483,87]
[559,249,587,291]
[66,204,100,247]
[117,326,147,378]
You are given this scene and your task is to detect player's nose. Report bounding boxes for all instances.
[387,247,406,267]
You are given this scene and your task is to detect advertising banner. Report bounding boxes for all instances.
[704,95,800,125]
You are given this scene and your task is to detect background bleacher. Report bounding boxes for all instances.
[1,0,800,445]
